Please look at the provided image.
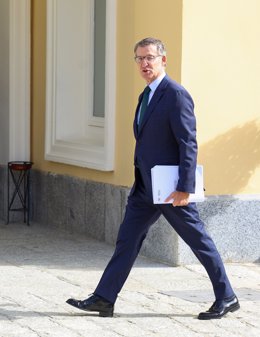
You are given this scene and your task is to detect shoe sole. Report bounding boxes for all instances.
[229,302,240,313]
[75,307,113,318]
[99,310,114,317]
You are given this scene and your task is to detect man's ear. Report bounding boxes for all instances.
[162,55,167,66]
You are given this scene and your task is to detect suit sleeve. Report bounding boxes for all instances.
[169,89,198,193]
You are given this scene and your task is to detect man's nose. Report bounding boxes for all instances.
[140,58,149,66]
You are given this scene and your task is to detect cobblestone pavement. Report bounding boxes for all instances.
[0,222,259,337]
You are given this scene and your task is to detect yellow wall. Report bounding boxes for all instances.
[182,0,260,194]
[31,0,260,195]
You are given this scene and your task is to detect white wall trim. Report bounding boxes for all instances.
[45,0,116,171]
[9,0,31,161]
[104,0,116,170]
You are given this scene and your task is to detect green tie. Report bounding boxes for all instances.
[139,86,151,127]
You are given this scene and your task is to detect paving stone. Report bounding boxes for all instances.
[0,222,259,337]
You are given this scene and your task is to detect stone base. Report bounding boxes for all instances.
[0,166,259,265]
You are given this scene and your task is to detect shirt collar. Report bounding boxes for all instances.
[148,72,166,92]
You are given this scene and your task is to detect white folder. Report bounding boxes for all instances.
[151,165,205,204]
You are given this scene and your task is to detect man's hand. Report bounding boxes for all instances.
[165,191,190,207]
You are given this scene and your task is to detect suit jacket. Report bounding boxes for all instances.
[133,74,197,199]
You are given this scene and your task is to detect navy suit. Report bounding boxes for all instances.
[95,75,234,304]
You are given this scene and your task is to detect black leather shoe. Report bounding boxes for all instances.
[198,295,240,320]
[66,294,114,317]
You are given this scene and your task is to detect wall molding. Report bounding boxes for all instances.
[45,0,116,171]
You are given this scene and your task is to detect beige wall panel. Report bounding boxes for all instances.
[182,0,260,194]
[31,0,47,170]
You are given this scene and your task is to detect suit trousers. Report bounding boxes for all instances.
[94,186,235,304]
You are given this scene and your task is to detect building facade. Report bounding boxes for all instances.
[0,0,260,264]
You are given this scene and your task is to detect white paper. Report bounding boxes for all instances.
[151,165,205,204]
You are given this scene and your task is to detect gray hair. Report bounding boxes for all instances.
[134,37,166,55]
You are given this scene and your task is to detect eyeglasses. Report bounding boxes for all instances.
[134,55,163,64]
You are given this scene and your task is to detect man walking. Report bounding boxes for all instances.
[67,37,239,320]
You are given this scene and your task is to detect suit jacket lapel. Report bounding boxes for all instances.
[133,94,143,138]
[136,76,169,136]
